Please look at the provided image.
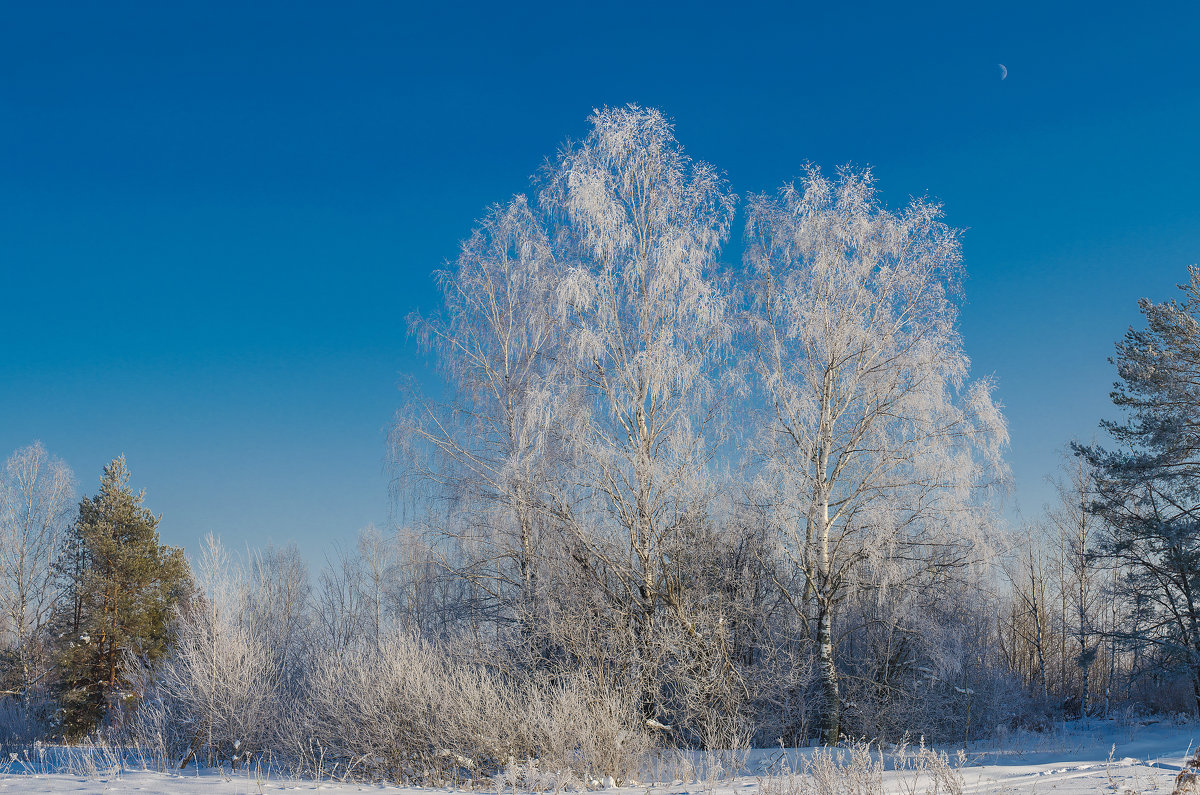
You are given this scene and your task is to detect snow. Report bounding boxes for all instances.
[798,719,1195,794]
[936,719,1197,793]
[0,771,400,794]
[1,719,1196,794]
[751,718,1200,793]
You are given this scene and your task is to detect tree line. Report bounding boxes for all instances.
[1,105,1197,782]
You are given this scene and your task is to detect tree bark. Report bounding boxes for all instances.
[816,601,839,743]
[1079,652,1092,718]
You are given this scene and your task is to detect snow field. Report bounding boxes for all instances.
[1,719,1197,794]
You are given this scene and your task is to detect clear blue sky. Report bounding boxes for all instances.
[3,2,1198,557]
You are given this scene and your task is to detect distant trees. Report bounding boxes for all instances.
[992,267,1200,720]
[997,456,1133,721]
[1001,527,1054,703]
[54,456,190,738]
[1076,265,1200,716]
[1045,455,1104,717]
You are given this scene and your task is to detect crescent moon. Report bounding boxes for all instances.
[999,64,1008,80]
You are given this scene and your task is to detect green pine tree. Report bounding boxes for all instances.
[54,456,190,739]
[1076,266,1200,716]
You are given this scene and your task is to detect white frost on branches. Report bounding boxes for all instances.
[744,166,1008,740]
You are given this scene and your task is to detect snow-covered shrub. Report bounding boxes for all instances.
[299,630,652,784]
[758,743,886,795]
[125,619,277,770]
[299,630,521,783]
[525,674,653,782]
[758,741,965,795]
[123,536,290,769]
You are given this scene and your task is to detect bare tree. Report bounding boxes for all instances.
[743,166,1007,741]
[355,524,401,643]
[1046,454,1104,716]
[247,543,311,688]
[0,442,74,703]
[313,526,408,649]
[386,527,469,639]
[394,194,560,640]
[1002,528,1051,702]
[315,541,369,651]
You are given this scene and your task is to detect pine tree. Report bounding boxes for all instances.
[54,456,190,738]
[1075,265,1200,716]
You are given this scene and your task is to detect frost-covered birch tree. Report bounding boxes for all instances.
[541,105,737,715]
[744,167,1007,742]
[393,195,560,638]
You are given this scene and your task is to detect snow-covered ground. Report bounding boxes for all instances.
[1,719,1196,794]
[914,718,1198,793]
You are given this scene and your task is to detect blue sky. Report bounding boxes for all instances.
[3,2,1199,557]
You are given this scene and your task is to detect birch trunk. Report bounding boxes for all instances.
[816,600,839,742]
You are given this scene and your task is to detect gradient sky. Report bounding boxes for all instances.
[3,2,1199,560]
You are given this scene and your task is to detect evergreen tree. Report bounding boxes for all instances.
[1076,265,1200,715]
[54,456,190,738]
